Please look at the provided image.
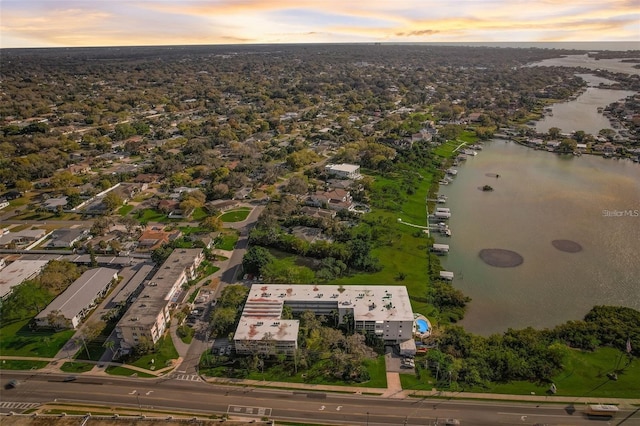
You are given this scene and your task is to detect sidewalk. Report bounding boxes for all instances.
[202,375,640,408]
[4,353,639,408]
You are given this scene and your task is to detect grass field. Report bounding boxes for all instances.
[129,335,179,370]
[235,355,387,388]
[0,359,49,370]
[219,207,251,222]
[60,361,94,373]
[401,347,639,398]
[137,208,167,222]
[105,366,155,378]
[216,231,239,251]
[191,207,208,221]
[117,204,134,216]
[0,320,75,358]
[179,225,206,235]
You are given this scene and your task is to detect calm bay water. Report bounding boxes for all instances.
[528,53,640,76]
[534,87,635,135]
[438,142,640,335]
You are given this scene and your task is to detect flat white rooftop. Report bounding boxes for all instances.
[35,267,118,322]
[245,284,414,322]
[325,163,360,173]
[234,318,299,343]
[0,260,49,299]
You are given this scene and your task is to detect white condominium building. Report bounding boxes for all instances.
[234,284,414,356]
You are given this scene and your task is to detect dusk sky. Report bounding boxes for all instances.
[1,0,639,48]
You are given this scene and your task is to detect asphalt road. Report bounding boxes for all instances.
[2,372,638,425]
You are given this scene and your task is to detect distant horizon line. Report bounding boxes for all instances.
[2,41,639,52]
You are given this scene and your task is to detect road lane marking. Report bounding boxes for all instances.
[337,406,342,411]
[128,390,136,394]
[319,405,325,411]
[227,405,272,417]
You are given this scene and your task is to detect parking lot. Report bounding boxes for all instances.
[385,346,416,374]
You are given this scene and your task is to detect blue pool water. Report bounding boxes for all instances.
[416,319,429,333]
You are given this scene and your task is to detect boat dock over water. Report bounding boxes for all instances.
[439,271,454,281]
[431,243,450,254]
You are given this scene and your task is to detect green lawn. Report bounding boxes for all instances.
[179,225,207,235]
[117,204,134,216]
[460,349,640,399]
[137,208,167,222]
[401,347,640,399]
[361,355,388,388]
[0,359,49,370]
[105,365,155,378]
[129,335,179,370]
[178,325,194,344]
[219,208,252,222]
[0,320,75,358]
[191,207,208,221]
[216,231,239,251]
[60,361,94,373]
[206,354,387,389]
[201,264,220,277]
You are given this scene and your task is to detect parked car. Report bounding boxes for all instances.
[225,346,232,355]
[443,419,460,426]
[63,375,77,382]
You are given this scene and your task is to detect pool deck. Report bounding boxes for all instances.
[413,314,432,337]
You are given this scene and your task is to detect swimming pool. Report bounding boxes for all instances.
[416,319,429,333]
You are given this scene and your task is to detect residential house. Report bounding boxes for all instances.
[0,229,46,249]
[137,228,181,252]
[43,196,68,212]
[207,199,240,212]
[157,199,180,214]
[290,226,332,244]
[309,189,353,211]
[300,206,336,220]
[67,163,92,175]
[48,228,88,248]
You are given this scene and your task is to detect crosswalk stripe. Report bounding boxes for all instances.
[0,402,40,409]
[170,373,202,381]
